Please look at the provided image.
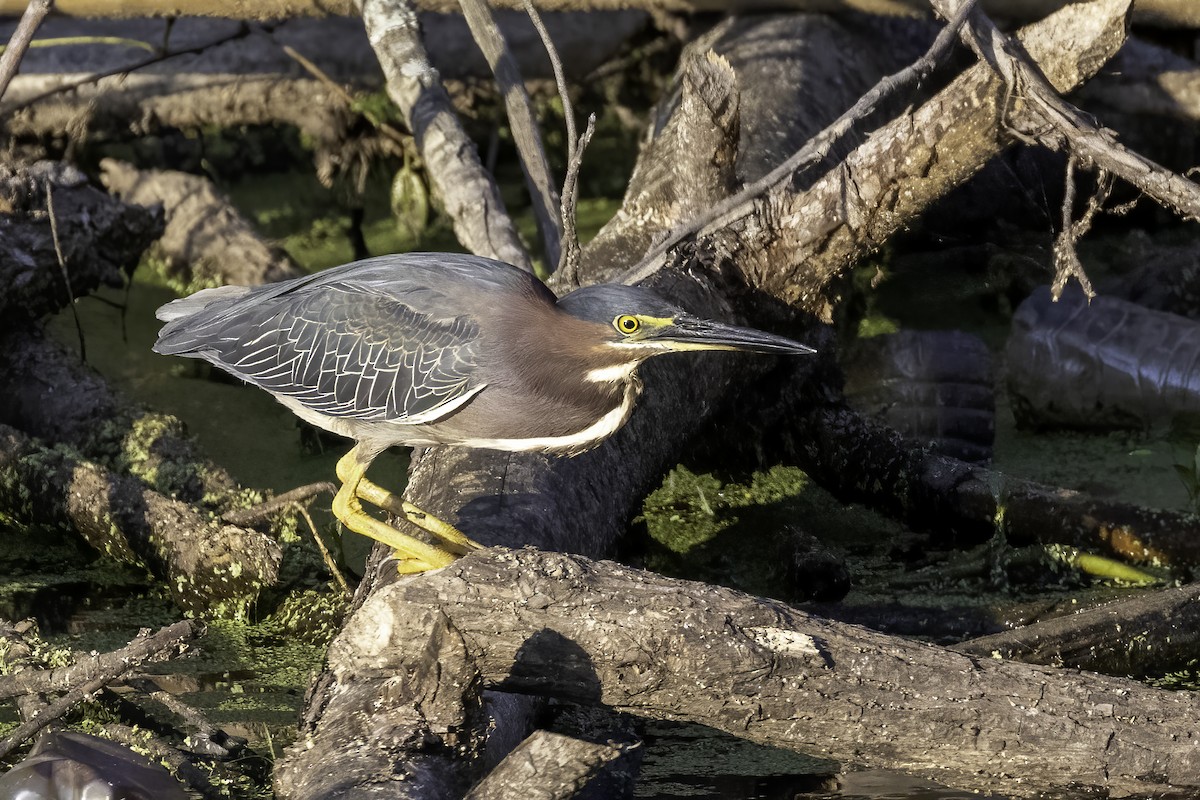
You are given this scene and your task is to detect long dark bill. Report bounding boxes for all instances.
[662,317,816,355]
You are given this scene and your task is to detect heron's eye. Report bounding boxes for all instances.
[614,315,640,335]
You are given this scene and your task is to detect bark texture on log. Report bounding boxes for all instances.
[275,604,488,799]
[100,158,302,290]
[323,548,1200,799]
[0,161,163,329]
[0,424,281,618]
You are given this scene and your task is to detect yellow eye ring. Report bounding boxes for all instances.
[614,315,640,335]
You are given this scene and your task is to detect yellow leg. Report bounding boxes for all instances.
[336,449,481,555]
[332,447,458,571]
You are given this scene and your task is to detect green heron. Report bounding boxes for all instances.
[154,253,814,572]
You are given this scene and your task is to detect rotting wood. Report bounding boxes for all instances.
[0,424,281,618]
[313,548,1200,799]
[100,159,303,291]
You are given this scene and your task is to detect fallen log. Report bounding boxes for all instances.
[0,329,242,509]
[957,582,1200,675]
[0,14,646,145]
[292,548,1200,799]
[790,401,1200,566]
[100,158,303,291]
[0,424,281,618]
[463,730,629,800]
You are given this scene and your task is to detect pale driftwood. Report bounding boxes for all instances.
[303,548,1200,798]
[100,159,302,290]
[0,424,281,617]
[0,15,645,145]
[3,0,1194,27]
[957,583,1200,675]
[463,730,629,800]
[357,0,531,270]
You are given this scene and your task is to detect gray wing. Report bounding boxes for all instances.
[157,283,483,423]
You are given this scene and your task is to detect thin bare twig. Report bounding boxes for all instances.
[1050,156,1108,301]
[46,182,86,363]
[0,0,51,102]
[558,114,596,286]
[931,0,1200,223]
[619,0,979,285]
[220,481,337,526]
[523,0,591,283]
[293,501,352,597]
[523,0,576,162]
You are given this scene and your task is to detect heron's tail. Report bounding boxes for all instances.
[155,285,252,322]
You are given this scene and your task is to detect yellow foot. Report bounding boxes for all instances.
[333,445,480,573]
[331,490,456,572]
[354,477,481,555]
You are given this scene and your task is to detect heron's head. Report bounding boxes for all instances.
[555,284,814,382]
